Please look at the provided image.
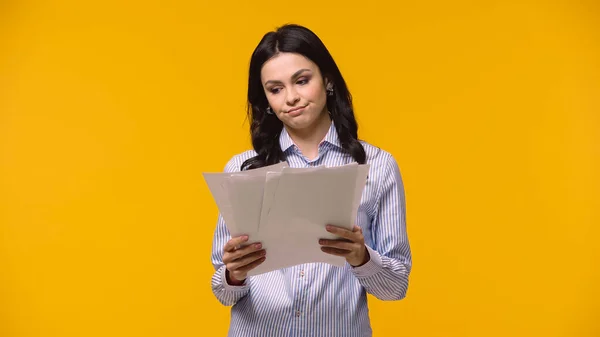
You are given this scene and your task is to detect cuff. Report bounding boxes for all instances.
[351,245,384,278]
[220,266,250,291]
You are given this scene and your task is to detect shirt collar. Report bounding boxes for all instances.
[279,121,342,152]
[279,126,295,152]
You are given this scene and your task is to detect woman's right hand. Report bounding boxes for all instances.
[222,235,266,285]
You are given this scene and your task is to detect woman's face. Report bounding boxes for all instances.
[261,52,330,132]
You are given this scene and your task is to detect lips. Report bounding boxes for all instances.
[287,105,307,116]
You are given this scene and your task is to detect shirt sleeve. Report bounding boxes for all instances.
[351,152,412,301]
[210,157,250,306]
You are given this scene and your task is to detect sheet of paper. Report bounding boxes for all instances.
[261,164,368,234]
[203,161,371,277]
[202,173,238,234]
[258,171,282,231]
[222,175,264,236]
[202,162,288,236]
[247,164,370,276]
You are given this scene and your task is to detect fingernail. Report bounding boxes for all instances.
[242,235,249,240]
[326,225,332,230]
[255,243,262,249]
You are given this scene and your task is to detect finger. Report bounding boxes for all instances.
[325,225,355,240]
[223,243,262,264]
[319,239,356,251]
[326,225,363,242]
[223,235,249,253]
[235,256,266,274]
[223,242,261,265]
[227,242,263,262]
[229,249,266,271]
[353,225,363,233]
[321,247,351,256]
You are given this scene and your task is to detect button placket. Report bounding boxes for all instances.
[294,265,308,319]
[293,265,305,319]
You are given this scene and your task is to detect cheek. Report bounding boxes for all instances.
[304,84,327,103]
[265,94,283,110]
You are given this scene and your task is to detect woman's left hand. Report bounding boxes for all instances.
[319,225,370,267]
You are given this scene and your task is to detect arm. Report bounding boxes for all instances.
[210,214,251,306]
[209,157,250,306]
[351,153,412,300]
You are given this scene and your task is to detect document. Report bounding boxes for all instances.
[203,162,369,276]
[203,162,288,236]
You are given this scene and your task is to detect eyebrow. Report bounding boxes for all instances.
[264,68,311,86]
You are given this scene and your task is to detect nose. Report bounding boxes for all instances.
[286,87,300,106]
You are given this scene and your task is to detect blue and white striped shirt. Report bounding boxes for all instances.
[210,122,412,337]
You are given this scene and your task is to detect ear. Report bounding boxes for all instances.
[324,77,334,90]
[323,76,333,90]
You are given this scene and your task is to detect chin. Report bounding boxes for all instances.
[283,121,310,131]
[284,115,317,129]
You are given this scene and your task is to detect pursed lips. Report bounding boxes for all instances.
[287,105,307,113]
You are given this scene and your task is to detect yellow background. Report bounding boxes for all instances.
[1,1,598,336]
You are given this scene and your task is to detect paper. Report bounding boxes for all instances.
[203,162,288,236]
[203,161,370,276]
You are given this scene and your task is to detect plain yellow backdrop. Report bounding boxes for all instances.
[1,1,598,336]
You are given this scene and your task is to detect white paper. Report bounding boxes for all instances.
[203,162,288,236]
[203,162,370,277]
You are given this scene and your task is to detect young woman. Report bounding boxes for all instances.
[210,24,412,337]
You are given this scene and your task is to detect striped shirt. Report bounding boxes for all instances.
[210,122,412,337]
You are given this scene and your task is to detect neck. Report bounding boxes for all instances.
[285,112,332,161]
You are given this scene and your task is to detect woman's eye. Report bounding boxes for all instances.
[270,88,281,94]
[297,78,309,85]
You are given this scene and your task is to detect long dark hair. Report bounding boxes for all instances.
[241,24,366,170]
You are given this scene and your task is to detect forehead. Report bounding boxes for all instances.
[261,52,320,82]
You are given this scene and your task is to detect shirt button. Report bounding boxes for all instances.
[300,270,305,277]
[295,311,301,317]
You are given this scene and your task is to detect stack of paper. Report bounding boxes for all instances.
[203,162,370,276]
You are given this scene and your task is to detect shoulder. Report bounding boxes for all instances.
[359,140,404,195]
[360,140,399,173]
[222,149,258,173]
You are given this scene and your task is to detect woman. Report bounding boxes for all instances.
[210,24,412,337]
